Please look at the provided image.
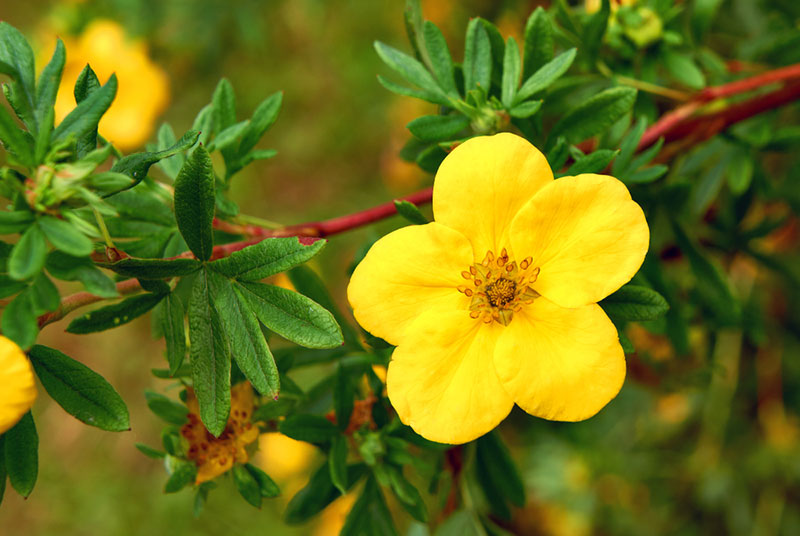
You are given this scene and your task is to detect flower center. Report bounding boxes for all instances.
[457,248,540,326]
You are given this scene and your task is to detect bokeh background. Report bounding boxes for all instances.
[2,0,800,535]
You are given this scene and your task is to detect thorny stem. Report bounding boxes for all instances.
[35,62,800,329]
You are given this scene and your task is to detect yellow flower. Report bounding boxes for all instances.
[347,133,649,444]
[0,336,37,434]
[52,19,169,151]
[181,382,260,483]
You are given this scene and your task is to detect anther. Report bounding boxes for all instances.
[520,257,532,270]
[470,266,477,275]
[470,311,480,319]
[474,279,482,286]
[461,271,472,279]
[505,264,514,272]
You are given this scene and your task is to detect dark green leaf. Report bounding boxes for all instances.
[727,152,753,195]
[111,129,200,187]
[334,364,355,431]
[164,458,197,493]
[239,91,282,155]
[407,114,469,142]
[162,292,187,375]
[252,397,295,421]
[341,476,398,536]
[501,37,521,108]
[0,210,34,234]
[476,431,525,507]
[245,463,281,498]
[46,251,118,298]
[3,411,37,497]
[601,285,670,321]
[280,414,338,443]
[155,123,182,178]
[0,105,34,167]
[0,22,35,126]
[72,65,101,156]
[174,145,215,261]
[28,272,59,315]
[387,465,428,523]
[523,7,554,78]
[0,275,27,299]
[9,224,47,280]
[515,48,576,104]
[52,74,117,145]
[144,390,188,426]
[422,21,457,97]
[393,200,428,225]
[566,149,617,175]
[663,50,706,89]
[233,464,262,508]
[238,281,343,349]
[549,86,637,145]
[34,39,65,138]
[212,78,236,134]
[101,257,202,279]
[1,291,37,350]
[463,19,492,92]
[508,100,542,119]
[188,268,231,436]
[583,0,610,64]
[285,461,367,524]
[611,117,647,176]
[210,237,325,281]
[66,292,164,334]
[209,272,279,398]
[37,216,93,257]
[625,165,668,184]
[29,345,130,431]
[329,436,349,495]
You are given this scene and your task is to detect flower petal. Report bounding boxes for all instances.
[348,223,473,346]
[387,311,514,444]
[510,173,649,308]
[433,133,553,257]
[0,336,37,434]
[494,299,625,421]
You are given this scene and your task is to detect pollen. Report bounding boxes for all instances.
[456,249,541,326]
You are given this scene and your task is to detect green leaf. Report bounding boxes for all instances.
[239,91,282,155]
[28,345,130,431]
[285,461,367,524]
[208,272,279,398]
[341,476,398,536]
[612,117,647,176]
[374,41,448,103]
[501,37,521,109]
[523,7,554,78]
[208,120,249,152]
[52,74,117,145]
[212,78,236,134]
[387,465,428,523]
[66,292,164,334]
[237,281,343,349]
[46,251,118,298]
[566,149,617,175]
[144,390,188,426]
[164,458,197,493]
[174,145,216,261]
[393,200,429,225]
[0,105,34,167]
[329,436,349,495]
[0,22,36,126]
[111,129,200,187]
[100,257,202,279]
[161,292,187,375]
[435,511,484,536]
[549,86,637,145]
[406,114,469,142]
[727,151,754,195]
[192,104,214,146]
[245,463,281,498]
[188,268,231,436]
[155,123,182,178]
[37,216,93,257]
[287,265,361,350]
[252,397,295,422]
[508,100,543,119]
[422,21,457,97]
[476,431,525,508]
[3,411,38,497]
[233,464,262,508]
[1,291,37,350]
[0,211,34,235]
[34,39,65,139]
[280,414,338,443]
[210,237,325,281]
[600,285,670,321]
[29,272,59,315]
[515,48,576,104]
[0,275,27,299]
[334,364,354,430]
[583,0,610,63]
[625,165,668,184]
[463,19,492,92]
[135,443,165,459]
[663,50,706,89]
[9,224,47,280]
[72,65,101,156]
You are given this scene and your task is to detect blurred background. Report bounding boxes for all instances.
[2,0,800,535]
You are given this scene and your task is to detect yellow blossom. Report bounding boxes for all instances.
[347,133,649,444]
[0,336,37,434]
[51,19,169,151]
[181,382,260,483]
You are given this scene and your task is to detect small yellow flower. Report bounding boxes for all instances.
[348,133,649,444]
[181,382,260,483]
[52,19,170,151]
[0,336,37,434]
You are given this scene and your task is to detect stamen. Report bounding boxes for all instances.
[520,257,532,270]
[461,271,472,279]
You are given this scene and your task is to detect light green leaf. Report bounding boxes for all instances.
[239,91,282,155]
[393,200,429,225]
[174,145,216,261]
[501,37,521,108]
[144,390,188,426]
[463,19,492,92]
[508,100,542,119]
[422,21,457,97]
[406,114,469,142]
[374,41,449,103]
[1,291,37,350]
[37,216,93,257]
[515,48,576,104]
[663,50,706,89]
[34,38,65,140]
[549,86,637,145]
[233,464,262,508]
[523,7,554,78]
[8,224,47,281]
